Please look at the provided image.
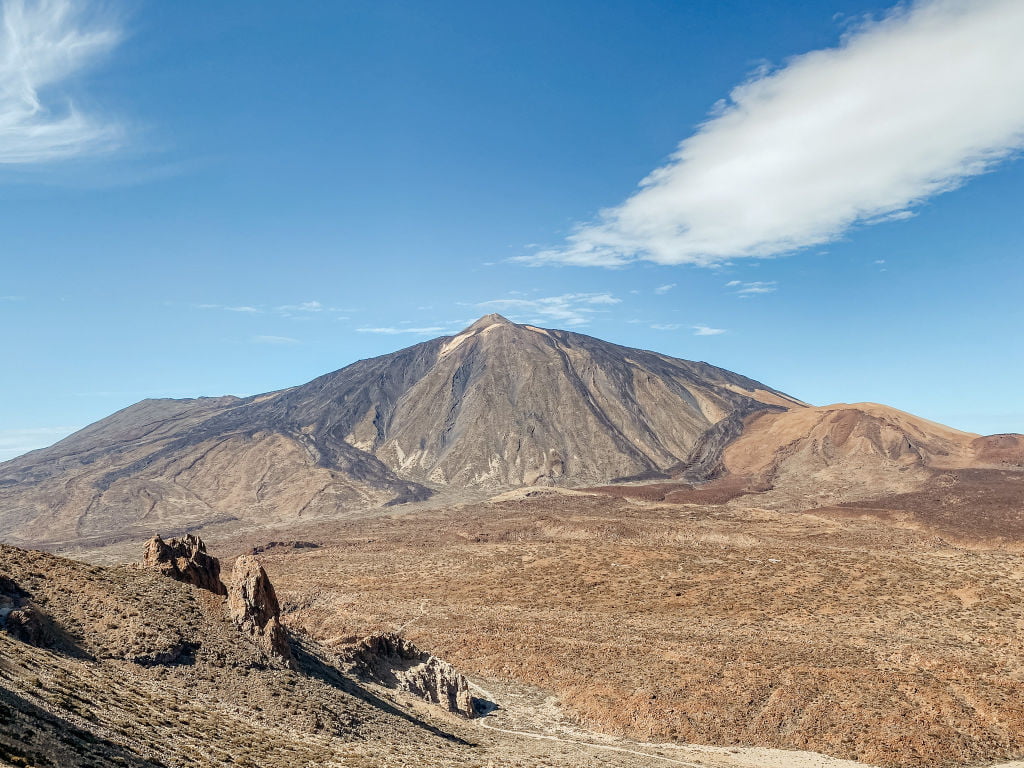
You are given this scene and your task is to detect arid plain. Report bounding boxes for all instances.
[221,484,1024,768]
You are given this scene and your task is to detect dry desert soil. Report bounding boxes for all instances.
[205,486,1024,768]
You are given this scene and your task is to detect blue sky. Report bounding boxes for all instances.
[2,0,1023,459]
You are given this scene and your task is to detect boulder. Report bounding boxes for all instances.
[340,632,475,717]
[143,534,227,596]
[0,574,26,599]
[5,606,52,647]
[227,555,291,666]
[1,576,51,647]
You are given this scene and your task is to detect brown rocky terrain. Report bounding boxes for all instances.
[1,541,485,768]
[0,538,882,768]
[591,403,1024,515]
[226,491,1024,768]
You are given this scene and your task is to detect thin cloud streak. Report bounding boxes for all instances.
[526,0,1024,268]
[0,0,123,163]
[477,292,620,326]
[198,304,260,313]
[198,300,351,317]
[693,325,726,336]
[356,326,447,335]
[727,280,777,296]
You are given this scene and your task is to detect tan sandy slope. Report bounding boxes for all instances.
[716,402,1024,508]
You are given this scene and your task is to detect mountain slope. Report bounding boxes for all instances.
[255,314,802,487]
[0,314,799,548]
[719,403,1024,508]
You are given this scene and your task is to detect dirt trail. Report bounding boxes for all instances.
[467,680,876,768]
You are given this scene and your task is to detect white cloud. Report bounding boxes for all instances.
[0,425,78,460]
[477,292,621,326]
[199,300,353,317]
[251,335,299,345]
[206,304,261,313]
[654,283,676,294]
[525,0,1024,267]
[650,323,681,330]
[276,300,323,313]
[0,0,123,163]
[356,326,447,335]
[692,325,726,336]
[728,280,777,297]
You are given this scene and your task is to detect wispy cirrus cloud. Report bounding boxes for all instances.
[198,300,350,317]
[477,292,620,326]
[198,304,260,313]
[692,324,726,336]
[651,322,726,335]
[726,280,777,297]
[276,300,324,315]
[654,283,676,295]
[525,0,1024,268]
[356,326,448,335]
[0,0,124,164]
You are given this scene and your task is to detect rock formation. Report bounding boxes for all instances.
[143,533,227,595]
[227,555,292,666]
[339,632,475,717]
[138,536,291,666]
[4,607,51,647]
[1,576,51,647]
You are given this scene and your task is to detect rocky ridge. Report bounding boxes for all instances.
[143,533,227,595]
[0,542,497,768]
[339,632,476,717]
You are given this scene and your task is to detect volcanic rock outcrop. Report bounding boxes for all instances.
[143,533,227,595]
[0,576,51,647]
[140,535,292,666]
[339,632,475,717]
[228,554,292,667]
